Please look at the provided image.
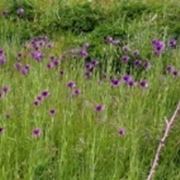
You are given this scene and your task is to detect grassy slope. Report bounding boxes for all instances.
[0,0,180,180]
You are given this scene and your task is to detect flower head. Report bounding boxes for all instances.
[32,128,42,138]
[139,80,149,88]
[152,39,165,55]
[49,108,56,117]
[118,128,126,136]
[111,79,121,87]
[121,55,130,63]
[67,81,76,89]
[95,104,105,112]
[0,127,5,134]
[168,39,177,48]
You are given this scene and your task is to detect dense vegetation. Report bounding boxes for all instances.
[0,0,180,179]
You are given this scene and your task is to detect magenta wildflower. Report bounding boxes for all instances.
[67,81,76,89]
[143,60,151,70]
[32,128,42,138]
[0,127,5,134]
[105,36,113,44]
[152,39,165,55]
[122,45,130,52]
[121,55,130,63]
[41,90,50,98]
[111,79,121,87]
[31,50,43,62]
[0,48,6,65]
[139,80,149,88]
[14,62,22,71]
[21,65,30,75]
[166,65,175,74]
[72,88,81,96]
[80,49,88,58]
[95,104,105,112]
[118,128,126,136]
[132,50,140,57]
[133,59,142,68]
[49,108,56,117]
[2,85,10,94]
[168,39,177,48]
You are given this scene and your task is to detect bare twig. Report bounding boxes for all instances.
[146,101,180,180]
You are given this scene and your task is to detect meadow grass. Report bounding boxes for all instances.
[0,0,180,180]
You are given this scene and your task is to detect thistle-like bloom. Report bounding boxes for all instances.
[72,88,81,96]
[105,36,113,44]
[152,39,165,55]
[80,49,88,58]
[168,39,176,48]
[111,79,121,87]
[67,81,76,89]
[31,50,43,62]
[32,128,42,138]
[122,45,130,52]
[0,48,6,65]
[121,55,130,63]
[41,90,50,98]
[133,60,142,68]
[139,80,149,88]
[118,128,126,136]
[95,104,105,112]
[122,75,135,87]
[166,65,175,74]
[0,127,5,134]
[49,108,56,117]
[143,60,151,70]
[21,65,30,75]
[2,85,10,94]
[132,50,140,57]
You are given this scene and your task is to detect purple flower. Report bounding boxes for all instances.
[105,36,113,44]
[118,128,126,136]
[152,39,165,55]
[132,50,140,57]
[172,70,179,77]
[168,39,177,48]
[21,65,30,75]
[143,60,151,70]
[49,108,56,117]
[80,49,88,58]
[41,90,50,98]
[67,81,76,89]
[121,55,130,63]
[166,65,175,74]
[133,60,142,68]
[0,48,6,65]
[139,80,149,88]
[122,74,133,83]
[32,128,42,138]
[95,104,105,112]
[72,88,81,96]
[112,39,120,45]
[2,85,10,94]
[31,50,43,62]
[122,75,135,87]
[0,127,5,134]
[14,62,22,71]
[111,79,121,87]
[122,45,130,52]
[33,100,40,106]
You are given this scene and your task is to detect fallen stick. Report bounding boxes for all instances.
[146,101,180,180]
